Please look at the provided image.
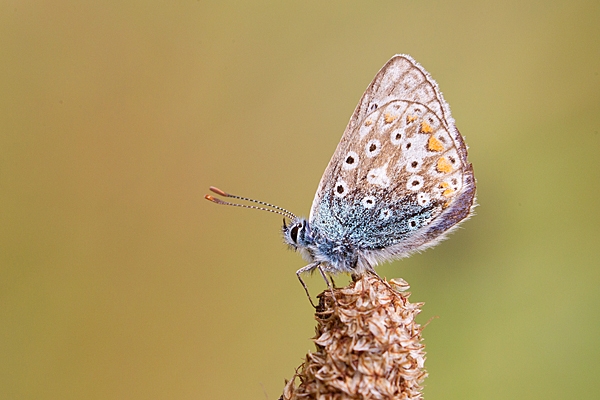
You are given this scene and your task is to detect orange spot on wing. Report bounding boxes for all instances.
[427,136,444,152]
[439,181,454,197]
[420,121,433,134]
[437,157,453,173]
[384,113,396,123]
[365,119,373,126]
[406,115,417,124]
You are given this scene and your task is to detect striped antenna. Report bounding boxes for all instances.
[205,186,297,220]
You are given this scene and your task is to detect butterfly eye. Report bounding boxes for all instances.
[290,224,301,243]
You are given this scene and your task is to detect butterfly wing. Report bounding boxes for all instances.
[309,54,475,266]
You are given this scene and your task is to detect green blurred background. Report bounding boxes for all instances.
[1,1,599,399]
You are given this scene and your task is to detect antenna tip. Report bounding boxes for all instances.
[209,186,228,196]
[205,195,227,205]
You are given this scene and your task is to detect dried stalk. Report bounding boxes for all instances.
[281,274,427,400]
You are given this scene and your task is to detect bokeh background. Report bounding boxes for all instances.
[1,1,599,399]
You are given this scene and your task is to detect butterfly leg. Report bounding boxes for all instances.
[296,262,320,308]
[317,264,339,307]
[329,275,337,288]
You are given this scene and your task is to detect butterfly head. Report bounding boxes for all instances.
[282,217,314,253]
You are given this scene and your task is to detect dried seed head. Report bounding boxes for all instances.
[281,274,427,400]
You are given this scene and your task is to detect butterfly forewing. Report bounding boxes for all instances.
[309,54,474,256]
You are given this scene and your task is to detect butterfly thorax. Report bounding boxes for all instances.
[283,217,363,274]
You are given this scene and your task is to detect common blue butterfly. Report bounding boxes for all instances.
[206,55,476,297]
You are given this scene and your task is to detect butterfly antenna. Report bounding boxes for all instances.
[205,186,297,219]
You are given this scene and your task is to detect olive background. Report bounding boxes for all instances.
[1,1,599,399]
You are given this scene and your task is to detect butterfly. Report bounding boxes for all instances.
[206,55,476,300]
